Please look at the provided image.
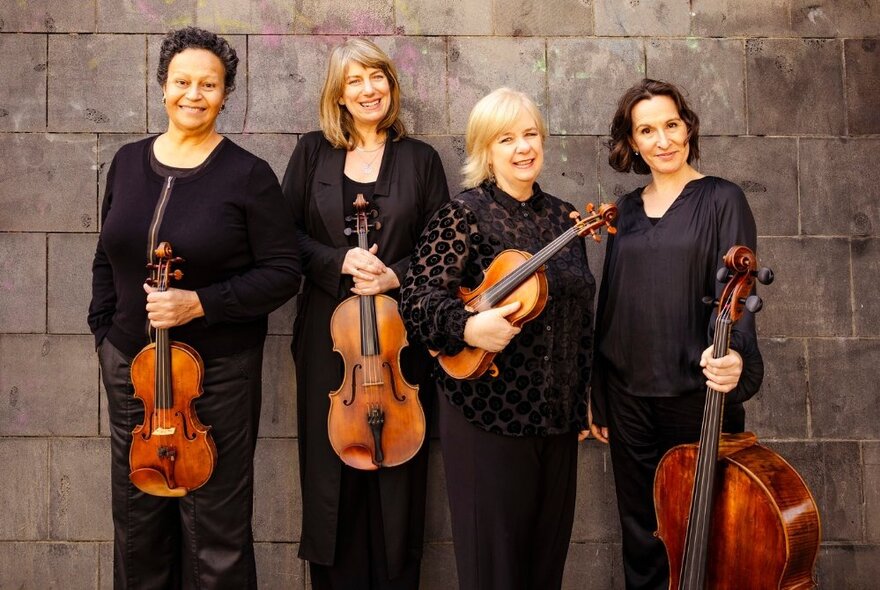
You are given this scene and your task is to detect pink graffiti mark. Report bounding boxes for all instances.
[135,0,163,23]
[259,35,285,50]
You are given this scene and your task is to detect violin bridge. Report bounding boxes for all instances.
[152,426,176,436]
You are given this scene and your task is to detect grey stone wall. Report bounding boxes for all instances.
[1,1,877,588]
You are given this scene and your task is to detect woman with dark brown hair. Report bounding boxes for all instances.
[590,79,764,589]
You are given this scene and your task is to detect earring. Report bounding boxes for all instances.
[162,96,166,105]
[634,150,639,155]
[220,103,226,111]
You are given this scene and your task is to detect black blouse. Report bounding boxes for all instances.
[590,176,764,426]
[400,182,596,437]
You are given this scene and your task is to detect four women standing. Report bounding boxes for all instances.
[88,24,766,590]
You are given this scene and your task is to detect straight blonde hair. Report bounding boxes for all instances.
[461,88,547,188]
[319,38,406,150]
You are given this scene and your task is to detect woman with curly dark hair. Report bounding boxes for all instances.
[590,79,764,589]
[89,27,301,589]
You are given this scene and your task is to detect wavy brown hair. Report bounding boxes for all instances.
[607,79,700,175]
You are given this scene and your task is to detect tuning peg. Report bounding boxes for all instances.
[374,221,382,231]
[146,263,157,270]
[606,226,617,234]
[702,296,717,307]
[716,267,731,283]
[745,294,763,313]
[171,270,184,280]
[343,228,353,236]
[756,267,774,285]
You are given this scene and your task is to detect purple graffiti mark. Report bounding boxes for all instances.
[135,0,162,23]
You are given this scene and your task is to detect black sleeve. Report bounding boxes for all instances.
[399,199,476,354]
[87,157,118,349]
[589,230,615,427]
[712,183,764,403]
[195,159,302,323]
[281,135,349,298]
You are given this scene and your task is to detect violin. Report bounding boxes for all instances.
[129,242,217,497]
[433,202,617,380]
[654,245,820,589]
[327,194,425,470]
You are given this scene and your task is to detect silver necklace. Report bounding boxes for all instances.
[355,144,384,173]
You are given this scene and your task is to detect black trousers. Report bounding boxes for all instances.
[309,465,422,590]
[607,390,744,590]
[100,339,263,590]
[438,399,578,590]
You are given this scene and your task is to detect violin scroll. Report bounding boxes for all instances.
[575,202,618,242]
[709,245,774,323]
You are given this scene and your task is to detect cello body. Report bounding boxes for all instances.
[655,432,821,589]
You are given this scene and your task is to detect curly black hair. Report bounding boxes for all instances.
[156,27,239,93]
[607,79,700,175]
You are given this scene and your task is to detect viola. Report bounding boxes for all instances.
[327,194,425,470]
[433,201,617,380]
[129,242,217,497]
[654,245,820,589]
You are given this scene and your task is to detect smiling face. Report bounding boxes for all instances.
[629,95,691,177]
[162,48,226,135]
[488,108,544,200]
[339,61,391,134]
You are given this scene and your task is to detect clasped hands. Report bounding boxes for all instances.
[342,244,399,295]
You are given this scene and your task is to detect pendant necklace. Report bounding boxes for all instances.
[355,142,385,174]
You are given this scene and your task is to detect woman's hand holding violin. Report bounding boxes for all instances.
[463,301,522,352]
[143,283,205,328]
[343,243,399,295]
[700,345,743,393]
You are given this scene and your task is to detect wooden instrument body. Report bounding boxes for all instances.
[655,433,820,589]
[437,249,548,380]
[129,339,217,497]
[328,293,425,470]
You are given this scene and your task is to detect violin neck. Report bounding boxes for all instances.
[154,327,173,409]
[480,225,580,309]
[678,316,731,589]
[356,229,380,357]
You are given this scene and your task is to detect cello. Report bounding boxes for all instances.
[129,242,217,497]
[433,201,617,380]
[327,194,425,471]
[654,245,820,589]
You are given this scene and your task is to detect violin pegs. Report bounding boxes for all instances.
[756,267,774,285]
[745,294,763,313]
[374,221,382,231]
[172,270,184,280]
[343,228,353,236]
[716,266,732,283]
[586,202,595,213]
[702,296,717,307]
[607,226,617,235]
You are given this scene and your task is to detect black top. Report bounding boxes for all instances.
[590,176,764,426]
[342,175,377,247]
[89,136,302,359]
[400,182,596,437]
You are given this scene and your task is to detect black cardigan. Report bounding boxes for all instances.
[89,136,301,359]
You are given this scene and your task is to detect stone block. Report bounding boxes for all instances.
[268,297,297,337]
[495,0,594,36]
[48,233,98,335]
[374,36,448,134]
[594,0,691,36]
[0,335,99,436]
[0,0,95,32]
[0,542,99,589]
[563,542,622,590]
[0,439,48,540]
[699,137,798,237]
[597,148,649,202]
[254,542,305,590]
[97,134,151,207]
[418,134,466,196]
[424,441,452,542]
[50,438,112,541]
[147,34,248,134]
[0,233,46,332]
[818,545,880,590]
[571,442,620,543]
[865,442,880,543]
[247,36,337,133]
[229,133,298,185]
[746,39,845,136]
[754,237,851,338]
[0,133,97,232]
[48,34,146,133]
[845,40,880,135]
[97,0,197,34]
[260,336,297,438]
[447,37,546,134]
[692,0,790,36]
[800,139,880,237]
[646,39,746,136]
[541,136,600,213]
[809,338,880,439]
[98,541,112,590]
[744,338,808,439]
[792,0,880,37]
[769,440,861,542]
[287,0,394,34]
[253,437,300,542]
[420,542,458,590]
[394,0,491,35]
[852,239,880,337]
[548,38,644,135]
[0,34,46,131]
